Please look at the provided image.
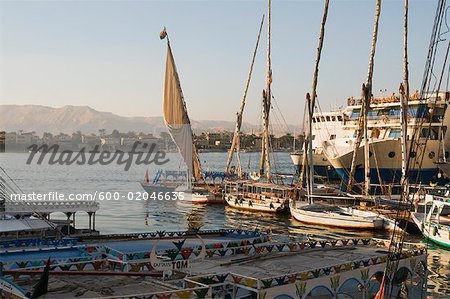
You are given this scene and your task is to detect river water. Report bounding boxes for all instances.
[0,152,448,297]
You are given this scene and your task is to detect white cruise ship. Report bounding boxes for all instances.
[323,92,450,188]
[292,92,450,188]
[290,111,346,180]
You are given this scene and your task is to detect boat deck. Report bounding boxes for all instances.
[99,234,261,253]
[0,247,84,262]
[14,275,180,299]
[189,244,388,279]
[0,229,267,267]
[1,234,427,298]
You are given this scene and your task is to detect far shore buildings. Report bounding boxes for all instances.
[0,131,4,152]
[2,130,296,153]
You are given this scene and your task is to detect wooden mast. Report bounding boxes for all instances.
[380,3,417,297]
[305,93,314,201]
[403,0,409,98]
[226,15,265,177]
[259,0,272,182]
[299,0,330,192]
[400,0,409,195]
[347,0,381,195]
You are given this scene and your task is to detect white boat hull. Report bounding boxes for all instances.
[191,193,224,204]
[290,204,385,229]
[411,212,450,249]
[326,138,445,184]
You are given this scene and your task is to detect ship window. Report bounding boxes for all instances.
[429,152,435,159]
[377,109,389,116]
[337,115,343,121]
[312,135,316,140]
[330,134,336,140]
[326,116,331,122]
[421,128,439,140]
[321,116,326,122]
[410,151,417,158]
[350,110,360,120]
[409,106,427,118]
[431,107,445,122]
[388,151,396,158]
[331,116,336,121]
[388,129,401,138]
[313,117,317,123]
[368,110,378,118]
[388,108,400,117]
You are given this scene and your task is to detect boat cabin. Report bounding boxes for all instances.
[224,180,293,201]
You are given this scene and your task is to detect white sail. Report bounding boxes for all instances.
[163,41,202,188]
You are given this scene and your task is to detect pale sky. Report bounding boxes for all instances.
[0,0,438,126]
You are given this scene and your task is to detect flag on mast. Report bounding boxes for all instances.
[160,27,167,40]
[144,169,150,184]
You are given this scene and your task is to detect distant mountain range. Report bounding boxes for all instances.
[0,105,300,136]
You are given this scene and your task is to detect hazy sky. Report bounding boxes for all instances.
[0,0,438,126]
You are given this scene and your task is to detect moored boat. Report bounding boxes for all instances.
[0,228,428,298]
[290,110,345,181]
[223,0,296,214]
[323,92,450,187]
[411,194,450,249]
[156,28,223,203]
[140,169,185,194]
[290,202,386,229]
[191,184,224,204]
[224,180,290,213]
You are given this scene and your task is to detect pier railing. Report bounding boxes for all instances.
[5,200,99,215]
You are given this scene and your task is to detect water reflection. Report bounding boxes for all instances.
[0,152,448,297]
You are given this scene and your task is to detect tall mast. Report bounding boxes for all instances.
[347,0,381,195]
[305,93,314,201]
[299,0,330,192]
[259,0,272,182]
[399,84,408,187]
[400,0,409,194]
[403,0,409,98]
[226,15,264,177]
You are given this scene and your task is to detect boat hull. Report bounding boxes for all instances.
[225,194,288,213]
[191,193,224,204]
[290,152,340,180]
[290,204,385,229]
[411,212,450,249]
[328,139,443,185]
[140,182,178,194]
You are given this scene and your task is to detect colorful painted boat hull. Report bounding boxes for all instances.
[225,194,288,213]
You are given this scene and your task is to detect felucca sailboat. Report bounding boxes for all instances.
[159,28,221,203]
[290,0,394,230]
[223,0,293,214]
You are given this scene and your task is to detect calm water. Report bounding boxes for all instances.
[0,152,449,297]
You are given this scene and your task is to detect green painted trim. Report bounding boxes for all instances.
[422,232,450,249]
